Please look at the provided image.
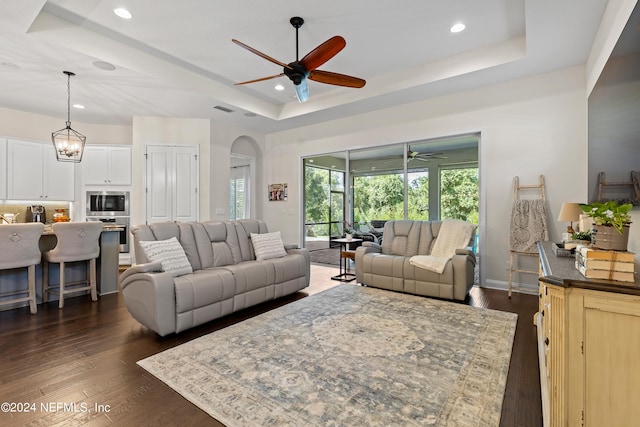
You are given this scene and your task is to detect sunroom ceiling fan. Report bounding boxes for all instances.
[232,16,366,103]
[408,146,447,162]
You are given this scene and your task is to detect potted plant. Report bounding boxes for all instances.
[344,222,356,241]
[580,201,632,251]
[571,230,592,245]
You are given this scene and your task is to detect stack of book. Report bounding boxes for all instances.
[575,245,636,282]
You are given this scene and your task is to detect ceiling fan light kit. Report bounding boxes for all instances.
[407,146,447,162]
[232,16,365,103]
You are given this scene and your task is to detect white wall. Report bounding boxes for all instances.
[0,106,132,145]
[262,66,589,289]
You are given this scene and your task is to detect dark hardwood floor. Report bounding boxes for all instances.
[0,264,541,426]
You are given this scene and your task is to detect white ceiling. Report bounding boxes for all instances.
[0,0,610,134]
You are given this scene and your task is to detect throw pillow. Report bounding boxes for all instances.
[138,237,193,277]
[251,231,288,260]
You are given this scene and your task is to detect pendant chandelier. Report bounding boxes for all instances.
[51,71,86,162]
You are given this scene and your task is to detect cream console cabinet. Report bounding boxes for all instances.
[82,145,131,185]
[536,241,640,427]
[7,139,74,201]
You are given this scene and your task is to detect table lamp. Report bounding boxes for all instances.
[557,202,583,234]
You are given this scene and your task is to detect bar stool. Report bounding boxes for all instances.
[42,222,102,308]
[0,223,44,314]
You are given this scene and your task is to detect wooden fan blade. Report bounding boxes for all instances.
[232,39,292,70]
[234,73,285,85]
[308,70,366,88]
[300,36,346,71]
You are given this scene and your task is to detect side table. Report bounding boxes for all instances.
[331,238,362,282]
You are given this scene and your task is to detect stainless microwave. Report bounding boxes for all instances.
[86,191,129,217]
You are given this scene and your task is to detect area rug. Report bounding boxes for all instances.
[138,285,517,426]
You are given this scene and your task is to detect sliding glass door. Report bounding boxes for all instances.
[303,155,346,250]
[303,134,479,244]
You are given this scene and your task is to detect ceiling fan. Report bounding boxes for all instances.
[407,146,447,162]
[232,16,366,103]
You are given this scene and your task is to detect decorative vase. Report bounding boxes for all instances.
[591,225,630,251]
[345,233,352,241]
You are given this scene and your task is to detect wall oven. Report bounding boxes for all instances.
[87,217,130,253]
[86,191,129,217]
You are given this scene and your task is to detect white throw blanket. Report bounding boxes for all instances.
[409,220,475,274]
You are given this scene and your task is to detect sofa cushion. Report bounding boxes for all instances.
[174,268,235,312]
[195,221,239,268]
[235,220,269,261]
[133,222,202,270]
[174,268,236,333]
[250,231,287,260]
[381,220,422,256]
[138,237,193,277]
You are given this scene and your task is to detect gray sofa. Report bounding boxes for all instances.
[120,219,310,336]
[355,220,476,301]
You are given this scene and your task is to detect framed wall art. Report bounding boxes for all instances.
[268,183,288,201]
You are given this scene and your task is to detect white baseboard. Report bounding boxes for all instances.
[482,279,538,295]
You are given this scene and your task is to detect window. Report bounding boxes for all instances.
[439,165,478,224]
[303,158,346,248]
[353,173,405,223]
[407,169,429,220]
[303,135,479,235]
[230,165,250,220]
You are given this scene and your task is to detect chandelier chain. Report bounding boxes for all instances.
[66,72,71,126]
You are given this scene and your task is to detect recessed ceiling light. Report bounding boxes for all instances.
[274,84,285,91]
[450,23,466,33]
[114,8,132,19]
[72,104,85,109]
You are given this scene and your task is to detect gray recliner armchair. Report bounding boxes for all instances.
[355,220,476,301]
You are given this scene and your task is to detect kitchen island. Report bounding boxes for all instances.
[0,225,122,311]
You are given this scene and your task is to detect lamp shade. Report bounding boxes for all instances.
[557,202,583,222]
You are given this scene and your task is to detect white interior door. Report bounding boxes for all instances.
[145,145,198,224]
[172,146,198,222]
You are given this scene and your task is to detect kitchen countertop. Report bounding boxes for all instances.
[42,224,123,235]
[538,240,640,296]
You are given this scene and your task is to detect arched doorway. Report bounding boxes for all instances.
[230,136,259,220]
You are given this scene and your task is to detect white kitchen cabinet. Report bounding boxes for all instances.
[0,138,6,199]
[145,145,198,223]
[82,145,131,185]
[7,139,74,201]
